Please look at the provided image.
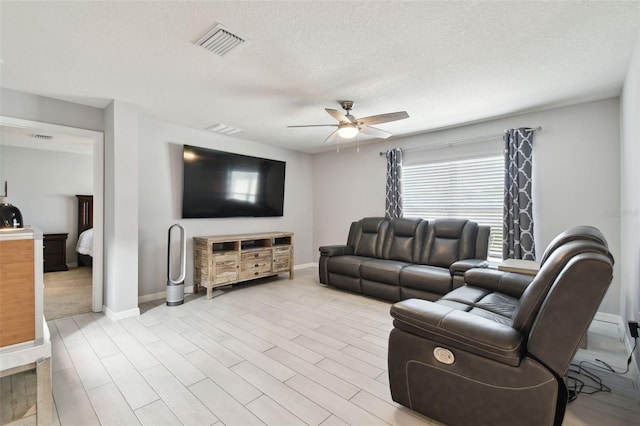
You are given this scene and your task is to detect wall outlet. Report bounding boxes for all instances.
[629,321,640,338]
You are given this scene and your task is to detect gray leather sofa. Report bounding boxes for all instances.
[388,226,614,426]
[319,217,490,302]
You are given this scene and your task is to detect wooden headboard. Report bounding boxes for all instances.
[76,194,93,235]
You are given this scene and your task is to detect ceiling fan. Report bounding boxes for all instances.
[288,101,409,143]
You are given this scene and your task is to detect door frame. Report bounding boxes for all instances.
[0,116,105,312]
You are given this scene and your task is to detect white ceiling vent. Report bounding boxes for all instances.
[31,134,53,140]
[207,123,243,135]
[194,24,245,56]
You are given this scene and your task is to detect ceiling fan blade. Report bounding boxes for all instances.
[357,111,409,126]
[360,125,392,139]
[325,108,352,123]
[287,124,338,128]
[324,129,339,143]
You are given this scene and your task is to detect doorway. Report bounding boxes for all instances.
[0,116,104,313]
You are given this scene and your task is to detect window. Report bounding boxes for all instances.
[402,155,503,258]
[228,171,259,203]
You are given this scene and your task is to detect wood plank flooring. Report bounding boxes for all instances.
[44,267,92,320]
[3,266,639,425]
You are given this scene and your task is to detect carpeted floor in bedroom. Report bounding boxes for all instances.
[43,266,92,320]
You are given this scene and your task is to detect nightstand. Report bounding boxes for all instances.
[43,233,68,272]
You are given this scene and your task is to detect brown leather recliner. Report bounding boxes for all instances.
[388,226,614,426]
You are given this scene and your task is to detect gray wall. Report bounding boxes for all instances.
[137,113,315,299]
[0,88,104,131]
[620,30,640,359]
[313,97,622,315]
[0,144,93,262]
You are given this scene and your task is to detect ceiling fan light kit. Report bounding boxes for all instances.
[288,100,409,144]
[337,123,358,139]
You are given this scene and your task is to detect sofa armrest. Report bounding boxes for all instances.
[464,268,534,298]
[450,258,489,276]
[319,245,354,257]
[390,298,523,366]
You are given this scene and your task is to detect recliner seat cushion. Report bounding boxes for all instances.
[400,264,452,294]
[360,259,409,285]
[437,286,518,326]
[327,255,369,277]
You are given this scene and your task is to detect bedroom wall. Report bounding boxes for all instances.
[136,113,314,299]
[312,97,622,315]
[0,144,93,263]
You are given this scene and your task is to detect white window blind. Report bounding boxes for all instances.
[402,155,504,258]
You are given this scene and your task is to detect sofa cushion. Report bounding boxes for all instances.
[362,280,401,301]
[440,285,491,305]
[353,217,388,258]
[436,286,518,326]
[361,259,409,285]
[327,255,369,277]
[415,219,481,267]
[475,292,519,319]
[382,218,425,262]
[400,264,452,294]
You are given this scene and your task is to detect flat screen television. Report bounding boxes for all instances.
[182,145,286,218]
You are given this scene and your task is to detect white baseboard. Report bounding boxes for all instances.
[593,311,622,325]
[592,312,639,378]
[593,312,635,351]
[103,305,140,321]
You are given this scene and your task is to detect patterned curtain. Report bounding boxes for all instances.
[385,148,403,219]
[503,128,535,260]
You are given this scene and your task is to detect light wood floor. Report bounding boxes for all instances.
[4,267,639,425]
[44,267,92,320]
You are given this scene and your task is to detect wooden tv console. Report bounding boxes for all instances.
[193,231,294,299]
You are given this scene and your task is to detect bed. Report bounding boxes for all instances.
[76,195,93,267]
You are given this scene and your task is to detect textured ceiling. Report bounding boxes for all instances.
[1,1,639,153]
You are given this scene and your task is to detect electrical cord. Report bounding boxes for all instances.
[567,336,638,402]
[567,361,612,402]
[594,337,637,375]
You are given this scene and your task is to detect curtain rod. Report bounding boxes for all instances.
[379,126,542,156]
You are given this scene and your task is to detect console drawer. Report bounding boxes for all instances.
[212,253,238,284]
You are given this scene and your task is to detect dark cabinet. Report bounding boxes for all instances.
[43,233,68,272]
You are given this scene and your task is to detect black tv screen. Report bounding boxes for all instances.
[182,145,286,218]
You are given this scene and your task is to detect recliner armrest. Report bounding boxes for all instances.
[390,298,523,366]
[319,245,354,257]
[464,268,534,298]
[450,258,489,276]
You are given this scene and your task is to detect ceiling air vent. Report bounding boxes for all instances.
[31,134,53,140]
[194,24,245,56]
[207,124,242,135]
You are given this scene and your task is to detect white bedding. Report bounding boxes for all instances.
[76,228,93,257]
